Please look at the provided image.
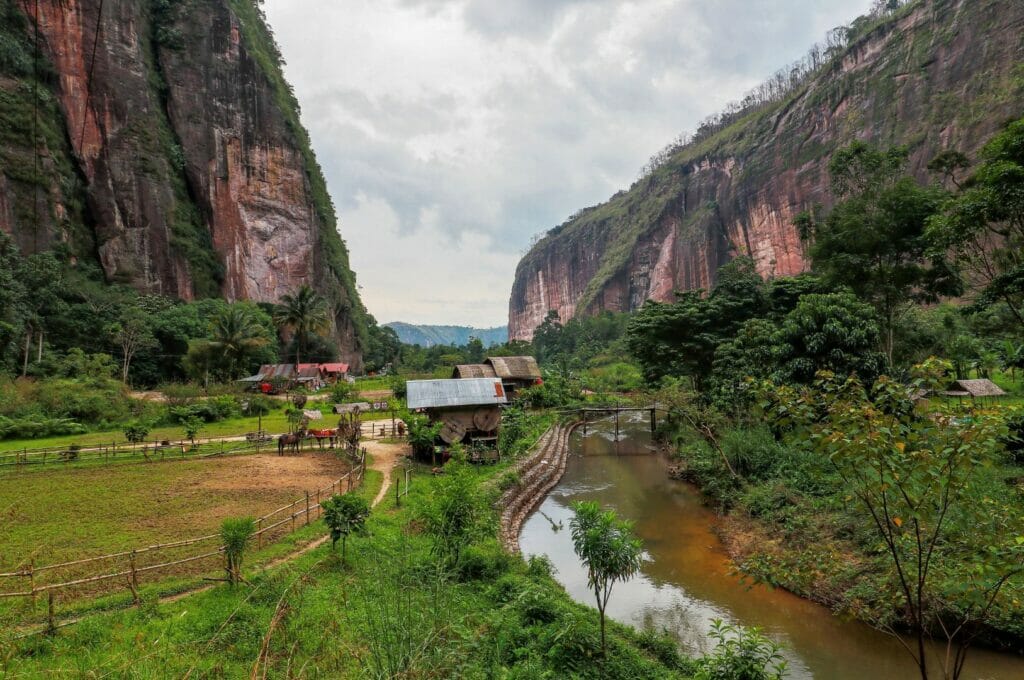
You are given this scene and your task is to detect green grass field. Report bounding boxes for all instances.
[0,452,354,573]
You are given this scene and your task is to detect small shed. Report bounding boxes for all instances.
[452,364,497,379]
[484,356,542,397]
[296,364,325,390]
[238,364,299,393]
[319,362,350,383]
[941,379,1007,402]
[407,378,507,448]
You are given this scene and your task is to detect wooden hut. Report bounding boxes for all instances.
[452,363,497,379]
[941,379,1007,403]
[484,356,542,398]
[406,378,507,448]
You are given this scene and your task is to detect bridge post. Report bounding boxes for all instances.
[650,408,656,434]
[583,410,587,435]
[615,408,619,442]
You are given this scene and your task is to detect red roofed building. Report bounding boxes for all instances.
[318,363,350,383]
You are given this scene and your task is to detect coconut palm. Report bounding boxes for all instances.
[274,285,330,365]
[207,306,269,379]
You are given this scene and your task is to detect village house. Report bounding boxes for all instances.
[407,377,507,453]
[238,362,349,393]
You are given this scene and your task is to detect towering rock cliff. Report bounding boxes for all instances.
[0,0,367,367]
[509,0,1024,340]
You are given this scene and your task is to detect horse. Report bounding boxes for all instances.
[277,431,304,455]
[309,428,338,450]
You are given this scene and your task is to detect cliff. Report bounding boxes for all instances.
[509,0,1024,340]
[0,0,367,368]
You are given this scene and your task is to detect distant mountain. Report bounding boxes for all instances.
[385,323,508,347]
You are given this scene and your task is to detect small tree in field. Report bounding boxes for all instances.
[123,421,149,444]
[183,416,202,446]
[321,493,371,563]
[570,501,643,657]
[221,517,255,586]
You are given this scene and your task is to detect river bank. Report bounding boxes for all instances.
[519,415,1024,678]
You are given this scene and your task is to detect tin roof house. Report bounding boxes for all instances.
[407,377,507,451]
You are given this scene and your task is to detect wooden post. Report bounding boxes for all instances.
[128,550,139,604]
[257,518,263,550]
[291,513,296,533]
[28,560,35,605]
[583,410,587,435]
[305,492,311,526]
[46,592,55,634]
[650,408,656,433]
[395,471,400,507]
[615,409,620,442]
[347,474,353,492]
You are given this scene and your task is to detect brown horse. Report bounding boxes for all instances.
[277,431,304,455]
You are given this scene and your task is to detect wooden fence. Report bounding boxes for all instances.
[0,424,405,470]
[0,454,366,611]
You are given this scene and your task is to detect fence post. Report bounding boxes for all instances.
[29,559,35,605]
[305,492,310,526]
[291,513,296,533]
[347,474,352,492]
[42,450,46,466]
[257,518,263,550]
[128,550,140,604]
[395,472,400,507]
[46,592,55,634]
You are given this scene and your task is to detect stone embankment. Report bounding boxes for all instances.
[499,421,580,553]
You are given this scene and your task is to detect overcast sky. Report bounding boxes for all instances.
[262,0,873,328]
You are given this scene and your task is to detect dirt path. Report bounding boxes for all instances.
[254,439,409,570]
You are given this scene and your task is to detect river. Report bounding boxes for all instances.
[518,414,1024,679]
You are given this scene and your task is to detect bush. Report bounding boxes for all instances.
[455,541,511,581]
[122,421,150,443]
[695,621,787,680]
[720,426,786,481]
[0,415,86,440]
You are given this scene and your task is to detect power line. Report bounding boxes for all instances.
[78,0,106,154]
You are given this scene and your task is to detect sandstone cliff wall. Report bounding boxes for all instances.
[509,0,1024,340]
[0,0,364,367]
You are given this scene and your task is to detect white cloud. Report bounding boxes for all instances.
[262,0,873,327]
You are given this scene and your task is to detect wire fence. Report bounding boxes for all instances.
[0,454,366,614]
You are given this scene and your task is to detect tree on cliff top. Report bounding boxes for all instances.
[274,285,330,365]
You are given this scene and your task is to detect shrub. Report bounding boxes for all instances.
[122,421,150,443]
[455,541,511,581]
[695,620,787,680]
[720,426,786,481]
[220,517,256,586]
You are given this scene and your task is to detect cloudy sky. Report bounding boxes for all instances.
[262,0,873,328]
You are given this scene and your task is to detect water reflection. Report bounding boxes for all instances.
[518,414,1024,679]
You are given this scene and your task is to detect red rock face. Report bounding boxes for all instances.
[509,0,1024,340]
[16,0,364,367]
[24,0,193,298]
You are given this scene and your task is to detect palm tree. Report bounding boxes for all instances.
[274,285,330,365]
[207,306,269,379]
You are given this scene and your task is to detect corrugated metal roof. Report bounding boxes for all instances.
[320,363,350,373]
[258,364,297,380]
[486,356,541,380]
[407,378,508,409]
[452,364,497,379]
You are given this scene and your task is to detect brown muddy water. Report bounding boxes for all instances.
[518,413,1024,679]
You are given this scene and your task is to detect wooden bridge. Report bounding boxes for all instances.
[571,404,667,440]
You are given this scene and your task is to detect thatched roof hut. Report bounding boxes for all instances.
[452,364,497,379]
[942,379,1007,399]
